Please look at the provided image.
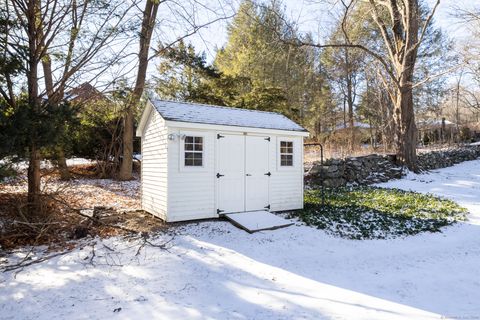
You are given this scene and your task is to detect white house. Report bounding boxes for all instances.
[136,99,309,222]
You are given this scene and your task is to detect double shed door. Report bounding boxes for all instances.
[216,134,270,214]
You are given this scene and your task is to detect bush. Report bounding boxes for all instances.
[459,126,471,142]
[0,161,17,181]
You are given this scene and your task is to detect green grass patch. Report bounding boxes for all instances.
[291,187,468,239]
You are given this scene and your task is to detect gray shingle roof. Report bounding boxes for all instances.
[150,99,307,132]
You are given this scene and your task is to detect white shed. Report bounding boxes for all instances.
[136,99,309,222]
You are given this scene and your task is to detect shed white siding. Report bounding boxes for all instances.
[137,99,309,222]
[167,128,217,221]
[163,126,305,221]
[270,136,304,211]
[140,109,168,220]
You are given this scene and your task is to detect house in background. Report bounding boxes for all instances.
[65,82,107,104]
[136,99,309,222]
[417,118,457,145]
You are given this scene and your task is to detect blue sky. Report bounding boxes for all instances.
[186,0,474,62]
[97,0,475,91]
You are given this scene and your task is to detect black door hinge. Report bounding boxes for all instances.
[217,134,225,139]
[264,172,271,176]
[265,137,271,141]
[216,173,224,178]
[217,209,225,214]
[264,204,271,210]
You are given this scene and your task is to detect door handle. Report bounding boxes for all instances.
[246,174,251,176]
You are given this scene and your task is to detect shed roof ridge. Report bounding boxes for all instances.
[151,98,286,116]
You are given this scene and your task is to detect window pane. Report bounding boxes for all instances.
[185,154,194,166]
[194,137,203,144]
[285,142,293,153]
[194,143,203,151]
[281,154,293,166]
[185,136,194,143]
[185,151,203,166]
[185,143,194,151]
[280,141,293,154]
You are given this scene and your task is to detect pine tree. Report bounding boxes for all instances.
[214,0,330,126]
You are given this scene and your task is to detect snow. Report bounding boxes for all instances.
[377,161,480,226]
[417,119,456,128]
[335,121,371,129]
[2,157,95,171]
[1,175,140,211]
[2,161,480,319]
[65,158,95,166]
[151,99,307,132]
[225,211,294,232]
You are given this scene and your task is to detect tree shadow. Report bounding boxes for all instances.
[2,161,480,319]
[2,220,474,320]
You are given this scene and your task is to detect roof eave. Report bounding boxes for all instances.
[136,101,155,137]
[164,119,310,137]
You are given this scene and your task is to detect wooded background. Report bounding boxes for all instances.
[1,0,480,211]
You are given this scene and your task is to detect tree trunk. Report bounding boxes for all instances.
[56,152,70,179]
[393,85,418,171]
[43,57,71,180]
[27,146,41,212]
[347,86,354,152]
[118,0,159,180]
[26,0,41,213]
[57,148,71,180]
[40,22,72,180]
[345,49,355,153]
[119,108,134,180]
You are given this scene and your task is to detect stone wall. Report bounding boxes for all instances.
[417,146,480,170]
[305,145,480,187]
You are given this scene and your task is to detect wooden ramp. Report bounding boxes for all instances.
[224,211,294,233]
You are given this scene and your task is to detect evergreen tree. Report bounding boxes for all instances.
[214,0,330,126]
[154,0,333,134]
[156,40,221,103]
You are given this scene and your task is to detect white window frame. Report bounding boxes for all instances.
[179,132,206,171]
[277,137,296,170]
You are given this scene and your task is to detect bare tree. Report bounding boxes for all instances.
[453,3,480,125]
[118,0,160,181]
[376,0,438,169]
[118,0,235,180]
[3,0,135,211]
[276,0,442,170]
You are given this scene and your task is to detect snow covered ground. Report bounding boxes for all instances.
[2,161,480,319]
[0,158,95,172]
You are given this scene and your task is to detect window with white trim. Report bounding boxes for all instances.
[280,141,293,166]
[184,136,203,166]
